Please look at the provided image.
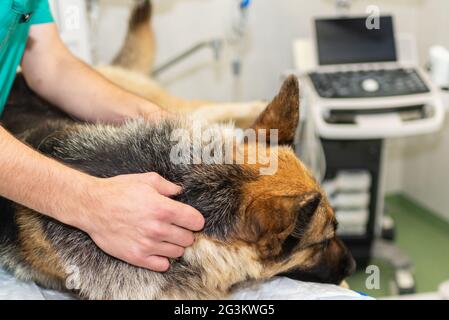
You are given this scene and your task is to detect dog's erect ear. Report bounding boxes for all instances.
[251,75,299,145]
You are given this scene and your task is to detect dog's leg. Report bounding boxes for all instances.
[96,65,210,112]
[112,0,156,74]
[190,102,267,128]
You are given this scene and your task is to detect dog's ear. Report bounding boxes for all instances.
[239,192,321,259]
[251,75,299,146]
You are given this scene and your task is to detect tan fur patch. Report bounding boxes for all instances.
[251,75,299,145]
[16,208,66,281]
[113,0,156,74]
[168,235,263,299]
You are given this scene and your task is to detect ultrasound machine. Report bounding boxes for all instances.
[293,15,444,294]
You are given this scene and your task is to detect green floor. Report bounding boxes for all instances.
[346,194,449,298]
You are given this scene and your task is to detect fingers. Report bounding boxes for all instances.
[132,243,184,272]
[122,238,185,271]
[161,198,205,231]
[142,256,170,272]
[145,221,195,247]
[145,172,182,196]
[136,172,205,231]
[152,242,185,258]
[159,225,195,247]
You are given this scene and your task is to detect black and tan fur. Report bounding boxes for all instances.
[0,73,355,299]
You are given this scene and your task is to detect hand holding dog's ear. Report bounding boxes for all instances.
[251,75,300,145]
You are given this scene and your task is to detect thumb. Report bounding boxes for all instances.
[144,172,182,196]
[143,256,170,272]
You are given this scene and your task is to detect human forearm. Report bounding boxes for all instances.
[21,24,165,123]
[0,126,92,226]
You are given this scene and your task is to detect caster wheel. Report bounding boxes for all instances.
[381,216,396,241]
[392,269,416,295]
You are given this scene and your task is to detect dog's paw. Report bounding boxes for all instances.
[190,101,267,127]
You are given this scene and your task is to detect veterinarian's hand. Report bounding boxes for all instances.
[76,173,205,272]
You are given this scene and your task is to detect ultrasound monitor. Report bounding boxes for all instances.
[315,16,397,65]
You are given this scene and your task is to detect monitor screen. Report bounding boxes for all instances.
[315,16,397,65]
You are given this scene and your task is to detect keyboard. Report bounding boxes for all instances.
[309,68,430,99]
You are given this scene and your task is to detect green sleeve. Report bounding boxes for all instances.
[30,0,54,25]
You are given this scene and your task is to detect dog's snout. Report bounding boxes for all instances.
[335,238,356,278]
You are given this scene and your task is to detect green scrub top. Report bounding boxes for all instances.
[0,0,54,114]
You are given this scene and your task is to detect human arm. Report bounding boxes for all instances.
[21,23,165,123]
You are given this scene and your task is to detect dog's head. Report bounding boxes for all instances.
[238,76,355,284]
[181,76,355,286]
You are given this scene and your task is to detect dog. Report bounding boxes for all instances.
[0,72,355,299]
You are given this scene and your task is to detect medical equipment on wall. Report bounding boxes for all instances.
[294,15,445,295]
[229,0,251,76]
[151,0,253,101]
[151,39,224,77]
[228,0,252,100]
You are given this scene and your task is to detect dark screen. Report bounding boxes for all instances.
[315,16,397,65]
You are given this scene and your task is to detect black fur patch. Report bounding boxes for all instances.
[129,0,152,29]
[0,198,19,245]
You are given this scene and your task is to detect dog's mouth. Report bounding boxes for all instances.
[278,267,352,285]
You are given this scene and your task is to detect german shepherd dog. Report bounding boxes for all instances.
[0,71,355,299]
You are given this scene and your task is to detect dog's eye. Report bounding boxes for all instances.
[314,238,332,249]
[302,237,332,250]
[333,221,339,231]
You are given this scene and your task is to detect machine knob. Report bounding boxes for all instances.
[362,78,380,92]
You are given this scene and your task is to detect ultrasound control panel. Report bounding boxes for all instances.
[309,68,430,99]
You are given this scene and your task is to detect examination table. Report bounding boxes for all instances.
[0,268,370,300]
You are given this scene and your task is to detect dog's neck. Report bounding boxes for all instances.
[165,237,263,299]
